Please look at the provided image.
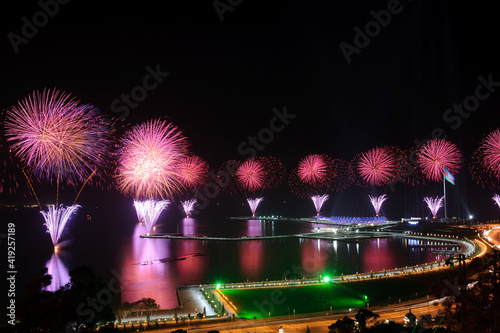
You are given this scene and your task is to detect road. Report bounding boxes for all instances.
[483,225,500,249]
[152,299,442,333]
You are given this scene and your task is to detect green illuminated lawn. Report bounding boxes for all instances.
[220,269,455,319]
[220,283,367,319]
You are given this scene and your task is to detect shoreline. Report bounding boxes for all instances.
[124,230,478,320]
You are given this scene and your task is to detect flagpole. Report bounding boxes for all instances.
[443,172,447,220]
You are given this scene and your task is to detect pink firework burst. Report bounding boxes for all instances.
[423,196,444,219]
[4,89,112,186]
[247,197,264,216]
[297,154,328,185]
[368,194,387,216]
[311,194,329,216]
[177,156,209,190]
[417,139,463,182]
[471,129,500,188]
[236,159,265,192]
[493,194,500,208]
[357,147,398,186]
[41,204,81,245]
[133,199,170,233]
[482,129,500,177]
[181,198,197,217]
[116,119,188,199]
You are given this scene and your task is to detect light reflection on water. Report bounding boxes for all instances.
[45,251,70,292]
[14,210,453,310]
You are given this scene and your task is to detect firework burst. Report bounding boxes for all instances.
[297,154,328,185]
[3,89,113,247]
[493,194,500,208]
[41,204,81,245]
[368,194,387,216]
[357,147,399,186]
[4,89,112,186]
[471,129,500,189]
[247,197,264,217]
[423,196,444,219]
[116,119,188,199]
[289,155,337,198]
[311,194,329,216]
[133,199,170,233]
[177,156,209,190]
[181,198,197,217]
[236,159,265,192]
[417,139,462,182]
[481,129,500,176]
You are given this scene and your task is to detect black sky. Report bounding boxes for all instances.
[2,0,500,219]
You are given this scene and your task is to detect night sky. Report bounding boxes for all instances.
[1,1,500,220]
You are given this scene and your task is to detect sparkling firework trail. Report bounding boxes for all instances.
[298,154,328,185]
[116,119,188,199]
[236,159,265,192]
[493,194,500,208]
[311,194,329,216]
[4,89,112,186]
[41,205,80,246]
[181,198,197,217]
[358,147,398,186]
[423,196,444,219]
[247,197,264,217]
[133,199,170,233]
[417,139,462,182]
[368,194,387,216]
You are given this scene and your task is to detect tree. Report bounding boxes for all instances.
[134,297,160,321]
[19,268,63,330]
[172,329,188,333]
[116,301,133,324]
[67,265,116,329]
[328,316,355,333]
[355,309,380,332]
[19,266,115,331]
[440,252,500,332]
